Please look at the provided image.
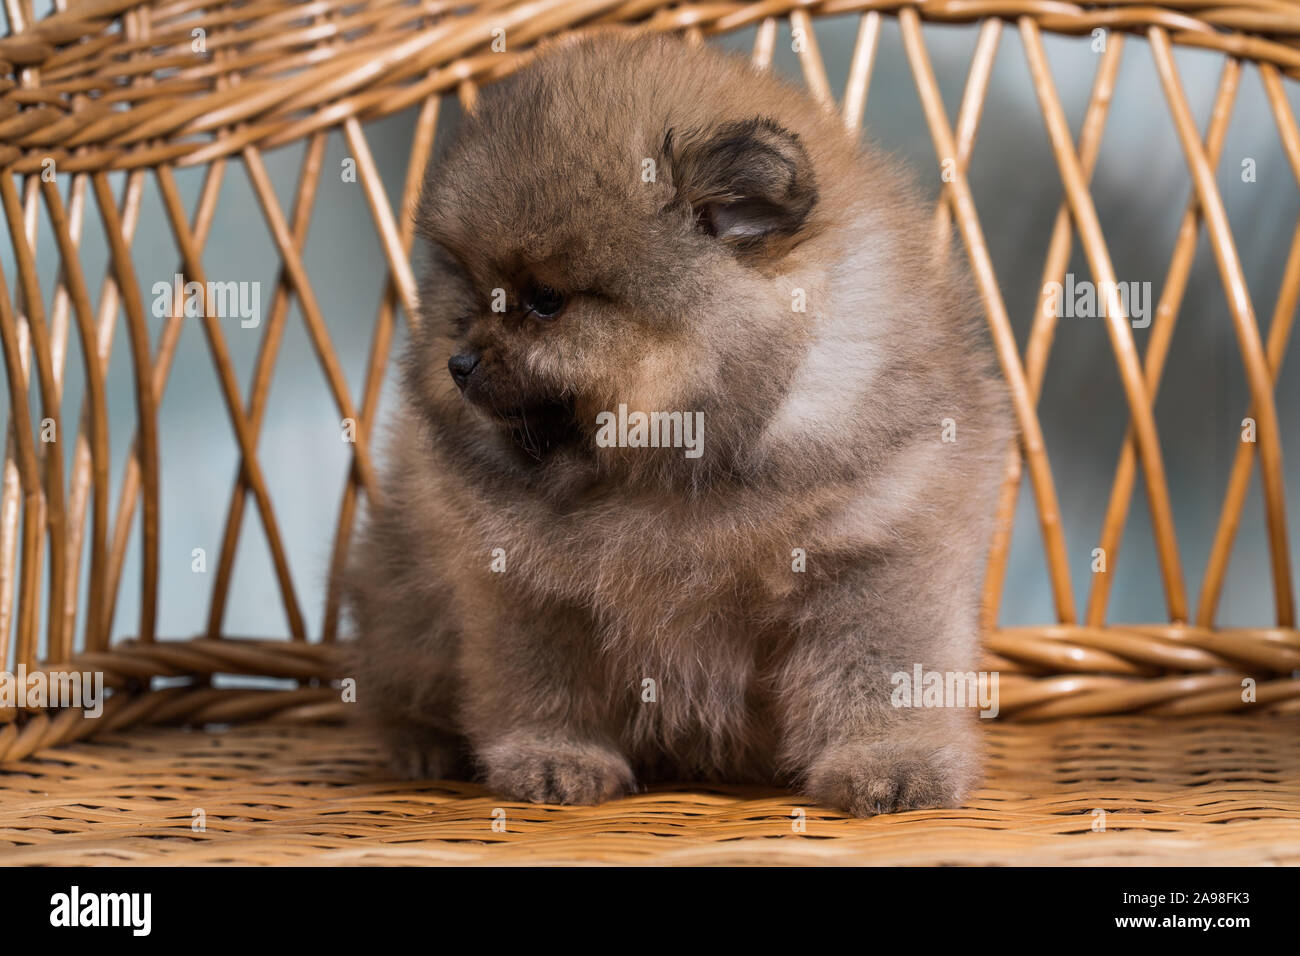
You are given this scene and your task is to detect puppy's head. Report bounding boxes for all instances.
[408,34,849,477]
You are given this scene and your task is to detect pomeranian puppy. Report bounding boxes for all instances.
[345,32,1012,816]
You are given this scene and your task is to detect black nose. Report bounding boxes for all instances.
[448,350,480,389]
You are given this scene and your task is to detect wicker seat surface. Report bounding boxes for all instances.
[2,715,1296,866]
[5,0,1300,866]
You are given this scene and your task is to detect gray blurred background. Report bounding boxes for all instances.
[3,11,1299,654]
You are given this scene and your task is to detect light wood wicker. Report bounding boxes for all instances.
[2,0,1300,864]
[4,715,1298,864]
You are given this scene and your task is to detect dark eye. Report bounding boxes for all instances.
[523,283,566,320]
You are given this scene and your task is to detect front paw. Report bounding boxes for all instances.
[480,735,635,805]
[805,737,976,817]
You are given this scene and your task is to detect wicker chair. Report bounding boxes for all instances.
[1,0,1298,865]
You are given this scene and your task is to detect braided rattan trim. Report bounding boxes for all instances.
[0,629,1296,764]
[0,684,347,764]
[4,1,1300,173]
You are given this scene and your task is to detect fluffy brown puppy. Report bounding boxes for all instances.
[344,32,1012,816]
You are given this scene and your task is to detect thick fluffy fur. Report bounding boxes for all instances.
[345,33,1012,816]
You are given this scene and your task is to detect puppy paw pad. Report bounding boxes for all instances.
[806,739,974,817]
[482,738,634,805]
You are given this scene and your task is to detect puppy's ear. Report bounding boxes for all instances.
[664,117,818,255]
